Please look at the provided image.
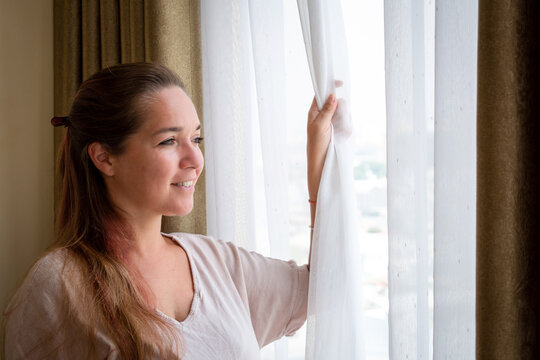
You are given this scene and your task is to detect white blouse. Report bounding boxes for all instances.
[4,233,309,359]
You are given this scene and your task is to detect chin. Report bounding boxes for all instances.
[164,203,194,217]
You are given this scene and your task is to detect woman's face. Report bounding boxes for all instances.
[106,86,204,219]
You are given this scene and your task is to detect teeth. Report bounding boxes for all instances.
[175,181,193,187]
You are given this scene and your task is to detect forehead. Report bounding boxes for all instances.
[139,86,200,132]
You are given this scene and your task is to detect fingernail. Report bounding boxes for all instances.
[330,94,336,104]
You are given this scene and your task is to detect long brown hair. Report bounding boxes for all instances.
[55,63,185,358]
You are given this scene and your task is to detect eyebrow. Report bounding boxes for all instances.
[152,124,201,136]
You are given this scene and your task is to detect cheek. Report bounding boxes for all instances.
[153,156,178,181]
[198,157,205,174]
[196,149,205,174]
[132,155,174,187]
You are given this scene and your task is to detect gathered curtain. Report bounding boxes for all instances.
[384,0,477,359]
[296,0,363,359]
[53,0,205,234]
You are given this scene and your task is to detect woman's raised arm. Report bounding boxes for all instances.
[306,94,338,267]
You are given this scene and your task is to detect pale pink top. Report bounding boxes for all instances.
[4,233,309,359]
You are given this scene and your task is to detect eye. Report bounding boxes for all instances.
[193,137,204,145]
[159,137,176,146]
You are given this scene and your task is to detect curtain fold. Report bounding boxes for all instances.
[53,0,205,235]
[383,2,432,358]
[200,0,258,251]
[433,1,477,358]
[297,1,363,359]
[200,0,292,357]
[476,1,540,358]
[247,1,289,262]
[384,0,477,358]
[201,0,364,357]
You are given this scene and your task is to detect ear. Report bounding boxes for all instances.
[88,142,115,177]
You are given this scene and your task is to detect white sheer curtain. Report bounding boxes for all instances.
[201,0,290,255]
[433,1,477,357]
[201,0,260,252]
[200,0,291,358]
[202,0,477,358]
[384,1,477,359]
[201,0,363,358]
[296,0,363,359]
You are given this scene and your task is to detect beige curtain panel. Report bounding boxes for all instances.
[53,0,205,235]
[477,0,540,359]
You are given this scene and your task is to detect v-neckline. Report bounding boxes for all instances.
[157,233,201,326]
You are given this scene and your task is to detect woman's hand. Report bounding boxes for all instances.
[307,94,338,202]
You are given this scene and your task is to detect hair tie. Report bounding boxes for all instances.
[51,116,69,127]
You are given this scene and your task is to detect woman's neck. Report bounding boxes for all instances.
[123,213,168,260]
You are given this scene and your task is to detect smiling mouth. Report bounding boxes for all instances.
[172,180,194,187]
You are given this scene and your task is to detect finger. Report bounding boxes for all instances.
[308,96,320,122]
[311,96,318,109]
[318,94,337,119]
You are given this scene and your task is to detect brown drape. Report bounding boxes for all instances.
[477,1,540,358]
[53,0,206,235]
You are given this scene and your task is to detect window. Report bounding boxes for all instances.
[258,1,389,358]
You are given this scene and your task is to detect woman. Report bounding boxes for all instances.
[4,63,337,359]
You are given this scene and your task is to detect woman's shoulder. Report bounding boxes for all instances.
[25,248,78,287]
[4,250,71,341]
[5,249,67,309]
[165,232,245,261]
[165,232,295,275]
[4,249,114,358]
[30,248,70,276]
[166,232,219,251]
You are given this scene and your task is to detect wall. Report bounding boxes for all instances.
[0,0,54,346]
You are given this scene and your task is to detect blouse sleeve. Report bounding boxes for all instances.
[214,238,310,348]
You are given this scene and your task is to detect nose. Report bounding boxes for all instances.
[179,141,204,172]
